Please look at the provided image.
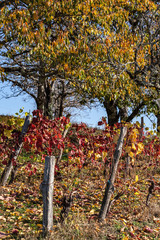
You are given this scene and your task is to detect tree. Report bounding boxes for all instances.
[0,0,97,118]
[0,1,159,122]
[81,1,160,125]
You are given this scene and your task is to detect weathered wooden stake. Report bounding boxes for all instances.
[140,117,144,139]
[125,154,130,179]
[56,126,70,165]
[0,115,31,186]
[40,156,55,236]
[99,126,127,221]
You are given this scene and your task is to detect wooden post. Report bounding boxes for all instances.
[140,117,144,139]
[99,126,127,221]
[40,156,55,236]
[0,115,31,186]
[125,154,130,179]
[57,126,70,165]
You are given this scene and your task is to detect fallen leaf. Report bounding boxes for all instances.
[143,226,154,233]
[0,232,10,239]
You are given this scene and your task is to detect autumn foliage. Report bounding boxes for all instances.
[0,110,159,176]
[0,111,160,239]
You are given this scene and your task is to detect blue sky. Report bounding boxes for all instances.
[0,82,156,129]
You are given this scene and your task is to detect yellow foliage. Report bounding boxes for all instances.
[0,0,159,117]
[4,129,12,138]
[129,129,139,142]
[88,150,93,158]
[106,133,111,137]
[95,153,101,160]
[131,143,136,151]
[128,151,134,158]
[136,142,144,155]
[102,151,107,159]
[122,236,129,240]
[135,121,141,128]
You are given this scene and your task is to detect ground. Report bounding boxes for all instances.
[0,154,160,239]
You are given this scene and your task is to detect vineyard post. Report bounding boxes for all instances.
[40,156,55,237]
[57,126,70,165]
[0,115,31,186]
[125,154,130,179]
[99,126,127,220]
[140,117,144,139]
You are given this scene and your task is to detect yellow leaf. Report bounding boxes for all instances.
[128,151,134,158]
[88,150,93,158]
[134,192,139,195]
[137,142,144,155]
[125,146,131,153]
[94,143,100,147]
[122,236,129,240]
[102,151,107,159]
[131,158,135,165]
[90,209,95,214]
[135,121,140,127]
[106,133,110,137]
[95,153,101,160]
[4,129,12,138]
[19,108,24,113]
[131,143,136,151]
[153,123,156,129]
[16,118,24,127]
[135,175,138,182]
[37,224,42,227]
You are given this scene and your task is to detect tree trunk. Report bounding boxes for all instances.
[99,126,127,220]
[119,107,128,121]
[36,78,66,120]
[44,80,55,119]
[103,98,128,126]
[156,113,160,133]
[36,75,46,115]
[36,60,54,119]
[103,99,119,126]
[40,156,55,237]
[53,79,66,118]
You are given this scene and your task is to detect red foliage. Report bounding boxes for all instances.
[0,110,159,179]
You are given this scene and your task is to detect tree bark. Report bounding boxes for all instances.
[36,77,66,120]
[103,99,128,126]
[36,76,46,115]
[156,113,160,133]
[44,80,55,119]
[119,107,128,121]
[99,126,127,220]
[40,156,55,237]
[0,115,31,186]
[103,99,119,126]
